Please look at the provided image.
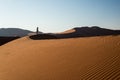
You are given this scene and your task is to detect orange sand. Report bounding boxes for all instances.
[0,35,120,80]
[57,29,75,34]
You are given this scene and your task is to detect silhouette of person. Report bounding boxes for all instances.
[36,27,39,35]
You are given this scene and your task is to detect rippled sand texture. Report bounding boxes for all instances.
[0,35,120,80]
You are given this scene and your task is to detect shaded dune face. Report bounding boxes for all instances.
[0,36,120,80]
[0,37,20,46]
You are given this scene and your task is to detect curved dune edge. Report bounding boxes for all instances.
[56,29,76,34]
[0,35,120,80]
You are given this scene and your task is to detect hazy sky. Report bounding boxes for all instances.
[0,0,120,32]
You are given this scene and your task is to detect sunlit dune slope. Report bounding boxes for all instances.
[0,35,120,80]
[57,28,75,34]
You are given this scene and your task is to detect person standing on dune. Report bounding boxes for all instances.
[36,27,39,35]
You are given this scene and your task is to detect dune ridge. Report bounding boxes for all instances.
[0,35,120,80]
[1,27,120,45]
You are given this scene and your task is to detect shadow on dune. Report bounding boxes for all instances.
[29,34,58,40]
[0,37,20,46]
[30,26,120,40]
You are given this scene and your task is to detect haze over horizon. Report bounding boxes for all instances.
[0,0,120,32]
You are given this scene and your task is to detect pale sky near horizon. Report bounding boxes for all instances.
[0,0,120,32]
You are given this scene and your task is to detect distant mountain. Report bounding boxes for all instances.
[0,28,33,37]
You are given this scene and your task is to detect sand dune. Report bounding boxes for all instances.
[54,27,120,39]
[0,35,120,80]
[57,28,75,34]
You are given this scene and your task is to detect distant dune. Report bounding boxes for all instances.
[0,35,120,80]
[54,26,120,38]
[30,26,120,40]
